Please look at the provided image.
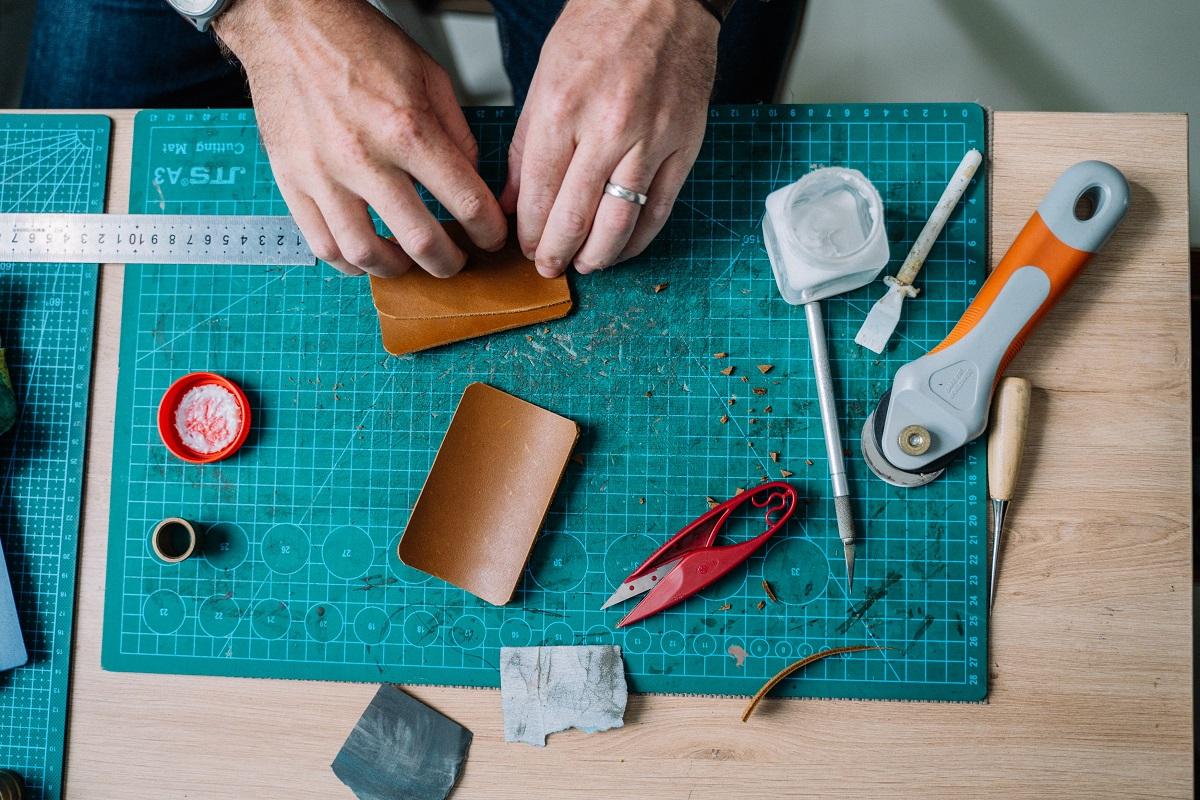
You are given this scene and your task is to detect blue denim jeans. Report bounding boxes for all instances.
[22,0,803,108]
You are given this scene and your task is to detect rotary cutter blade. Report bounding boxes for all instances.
[860,161,1130,485]
[860,392,947,487]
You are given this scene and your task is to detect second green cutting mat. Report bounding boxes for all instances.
[103,105,988,701]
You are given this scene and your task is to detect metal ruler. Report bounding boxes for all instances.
[0,213,314,265]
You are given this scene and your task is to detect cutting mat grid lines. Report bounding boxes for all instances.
[103,105,988,700]
[0,114,110,800]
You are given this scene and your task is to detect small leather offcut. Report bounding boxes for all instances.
[369,221,572,355]
[398,383,579,605]
[331,684,472,800]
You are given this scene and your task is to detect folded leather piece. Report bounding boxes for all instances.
[398,383,579,605]
[369,221,572,355]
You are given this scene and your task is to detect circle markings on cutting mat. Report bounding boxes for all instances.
[150,517,197,563]
[355,607,391,644]
[322,526,375,579]
[661,630,687,655]
[198,595,241,637]
[450,615,485,650]
[603,533,656,586]
[202,522,249,570]
[401,610,438,646]
[623,627,652,654]
[252,599,291,640]
[498,618,532,648]
[542,621,575,647]
[261,524,310,575]
[528,533,587,592]
[305,604,344,643]
[762,538,828,606]
[143,590,186,635]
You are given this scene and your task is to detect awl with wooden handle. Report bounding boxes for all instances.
[988,377,1031,610]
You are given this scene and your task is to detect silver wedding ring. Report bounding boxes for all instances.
[605,181,648,206]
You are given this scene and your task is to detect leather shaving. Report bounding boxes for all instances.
[761,579,778,603]
[741,646,888,722]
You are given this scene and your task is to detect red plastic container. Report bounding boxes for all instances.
[157,372,250,464]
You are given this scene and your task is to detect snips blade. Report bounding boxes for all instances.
[614,481,800,628]
[599,558,682,610]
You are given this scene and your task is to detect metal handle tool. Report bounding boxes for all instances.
[0,213,313,265]
[987,377,1031,609]
[805,301,857,589]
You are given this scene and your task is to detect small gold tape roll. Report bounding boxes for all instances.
[151,517,198,564]
[0,770,26,800]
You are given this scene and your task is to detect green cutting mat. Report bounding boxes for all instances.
[103,105,988,701]
[0,115,110,800]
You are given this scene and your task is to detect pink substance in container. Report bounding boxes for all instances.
[174,384,243,454]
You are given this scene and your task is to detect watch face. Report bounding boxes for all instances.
[170,0,221,15]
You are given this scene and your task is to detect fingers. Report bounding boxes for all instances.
[317,188,415,278]
[515,124,575,265]
[499,113,528,216]
[574,146,659,273]
[281,185,362,276]
[395,124,508,254]
[360,170,468,278]
[619,148,693,262]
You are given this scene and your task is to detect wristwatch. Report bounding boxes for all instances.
[165,0,237,32]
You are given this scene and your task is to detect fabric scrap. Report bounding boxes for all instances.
[500,645,628,747]
[332,684,472,800]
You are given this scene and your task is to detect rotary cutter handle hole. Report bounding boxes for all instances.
[1073,184,1105,221]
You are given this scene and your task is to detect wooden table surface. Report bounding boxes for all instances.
[38,109,1194,798]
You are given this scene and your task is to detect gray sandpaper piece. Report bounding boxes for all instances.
[500,645,628,747]
[0,535,28,672]
[331,684,472,800]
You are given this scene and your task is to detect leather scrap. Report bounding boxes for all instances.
[398,383,579,605]
[500,645,628,747]
[369,221,572,355]
[331,684,472,800]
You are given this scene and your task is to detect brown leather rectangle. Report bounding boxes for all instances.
[398,383,579,605]
[369,221,572,355]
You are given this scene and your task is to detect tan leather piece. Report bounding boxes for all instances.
[398,383,580,606]
[369,221,572,355]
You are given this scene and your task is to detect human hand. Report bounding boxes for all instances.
[215,0,507,277]
[500,0,719,277]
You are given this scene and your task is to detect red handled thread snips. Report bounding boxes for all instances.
[600,481,800,628]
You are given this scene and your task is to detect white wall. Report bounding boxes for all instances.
[784,0,1199,244]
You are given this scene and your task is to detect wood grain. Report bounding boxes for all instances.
[16,110,1193,799]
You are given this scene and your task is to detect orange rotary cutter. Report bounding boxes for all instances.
[861,161,1129,487]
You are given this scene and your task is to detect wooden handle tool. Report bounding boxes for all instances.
[987,377,1032,610]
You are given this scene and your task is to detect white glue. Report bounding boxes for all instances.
[763,167,890,305]
[175,384,242,454]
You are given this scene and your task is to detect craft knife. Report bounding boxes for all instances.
[860,161,1128,486]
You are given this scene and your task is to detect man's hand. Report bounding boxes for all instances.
[215,0,507,277]
[500,0,719,277]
